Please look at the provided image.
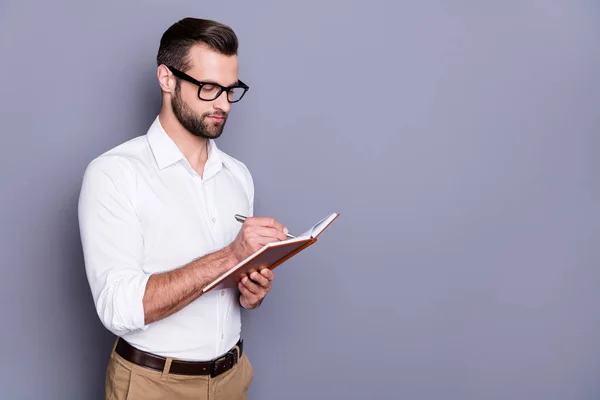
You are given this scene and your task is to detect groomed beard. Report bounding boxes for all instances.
[171,83,228,140]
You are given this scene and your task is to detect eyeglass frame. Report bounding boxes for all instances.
[165,65,250,103]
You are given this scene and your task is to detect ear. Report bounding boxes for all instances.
[157,64,175,94]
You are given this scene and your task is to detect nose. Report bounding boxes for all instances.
[213,90,231,113]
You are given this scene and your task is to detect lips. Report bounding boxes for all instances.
[207,115,225,122]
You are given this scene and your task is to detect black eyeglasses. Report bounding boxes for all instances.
[166,65,249,103]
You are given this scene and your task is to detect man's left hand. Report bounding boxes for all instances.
[239,268,274,309]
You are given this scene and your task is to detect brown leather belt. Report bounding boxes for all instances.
[115,337,243,377]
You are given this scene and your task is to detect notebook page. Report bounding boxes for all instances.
[310,213,338,237]
[296,213,338,238]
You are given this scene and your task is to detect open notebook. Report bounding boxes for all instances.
[202,212,340,294]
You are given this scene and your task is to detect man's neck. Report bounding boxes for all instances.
[158,111,209,176]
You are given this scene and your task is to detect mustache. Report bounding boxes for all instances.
[204,112,227,118]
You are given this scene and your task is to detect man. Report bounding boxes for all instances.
[78,17,289,399]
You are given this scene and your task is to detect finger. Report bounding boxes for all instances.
[238,282,258,303]
[249,226,288,243]
[249,271,269,287]
[241,276,262,295]
[260,268,274,281]
[240,230,281,252]
[245,217,289,237]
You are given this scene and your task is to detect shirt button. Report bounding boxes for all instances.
[221,290,225,296]
[212,218,216,223]
[221,333,224,339]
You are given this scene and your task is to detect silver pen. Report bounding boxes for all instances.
[234,214,296,239]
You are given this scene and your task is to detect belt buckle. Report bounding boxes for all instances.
[210,349,237,378]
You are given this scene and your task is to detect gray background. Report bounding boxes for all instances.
[1,0,599,399]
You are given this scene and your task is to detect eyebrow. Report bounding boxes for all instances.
[201,79,241,88]
[168,66,240,88]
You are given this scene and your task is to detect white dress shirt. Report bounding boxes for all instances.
[78,116,254,361]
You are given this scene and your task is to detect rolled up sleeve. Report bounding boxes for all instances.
[77,156,150,336]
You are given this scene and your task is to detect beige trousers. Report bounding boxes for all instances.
[104,342,254,400]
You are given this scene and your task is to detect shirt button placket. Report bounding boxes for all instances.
[195,177,217,243]
[220,290,225,343]
[203,181,218,237]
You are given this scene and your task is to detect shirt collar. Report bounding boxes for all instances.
[204,137,224,180]
[147,116,224,178]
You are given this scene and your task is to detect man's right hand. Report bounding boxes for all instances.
[228,216,289,262]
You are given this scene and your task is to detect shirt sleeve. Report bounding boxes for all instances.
[77,156,150,336]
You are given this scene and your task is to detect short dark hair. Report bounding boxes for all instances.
[156,17,238,72]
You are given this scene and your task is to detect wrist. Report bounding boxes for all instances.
[224,244,242,266]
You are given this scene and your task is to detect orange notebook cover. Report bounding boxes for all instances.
[202,212,340,294]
